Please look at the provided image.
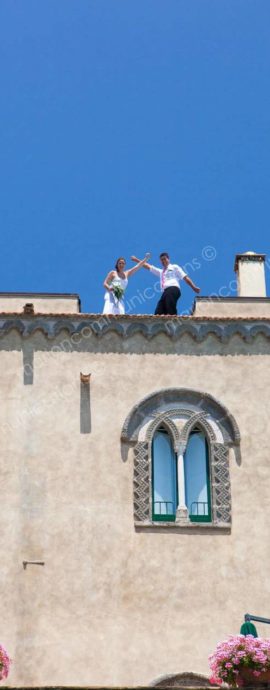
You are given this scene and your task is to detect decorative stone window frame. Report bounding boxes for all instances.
[121,388,241,530]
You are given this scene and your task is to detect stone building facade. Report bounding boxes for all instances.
[0,252,270,687]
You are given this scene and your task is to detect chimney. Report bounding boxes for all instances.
[234,251,266,297]
[23,303,34,315]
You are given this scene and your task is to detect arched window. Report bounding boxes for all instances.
[152,428,177,521]
[122,388,238,528]
[184,428,211,522]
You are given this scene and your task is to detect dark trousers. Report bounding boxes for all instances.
[155,286,181,315]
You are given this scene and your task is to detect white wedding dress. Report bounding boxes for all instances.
[103,274,128,315]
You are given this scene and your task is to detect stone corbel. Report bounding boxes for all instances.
[80,372,91,384]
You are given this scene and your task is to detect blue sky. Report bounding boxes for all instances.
[0,0,269,314]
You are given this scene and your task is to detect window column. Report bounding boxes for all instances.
[175,452,189,524]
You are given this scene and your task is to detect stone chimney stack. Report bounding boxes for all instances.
[234,251,266,297]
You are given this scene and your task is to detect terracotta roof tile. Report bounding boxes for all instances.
[0,312,269,321]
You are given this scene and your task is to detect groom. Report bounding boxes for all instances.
[131,252,200,315]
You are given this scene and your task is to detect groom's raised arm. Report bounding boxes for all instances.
[131,256,162,278]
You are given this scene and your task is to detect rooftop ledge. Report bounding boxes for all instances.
[0,293,269,319]
[0,292,269,342]
[0,291,269,315]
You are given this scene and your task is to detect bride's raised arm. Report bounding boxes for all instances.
[126,253,151,278]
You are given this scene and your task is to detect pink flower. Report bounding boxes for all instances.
[209,635,270,688]
[0,645,11,680]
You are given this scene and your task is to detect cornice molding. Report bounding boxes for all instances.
[0,314,270,342]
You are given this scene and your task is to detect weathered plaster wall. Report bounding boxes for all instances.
[193,297,270,317]
[0,295,80,314]
[0,322,270,687]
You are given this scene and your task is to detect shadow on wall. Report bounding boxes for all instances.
[80,375,91,434]
[150,671,218,687]
[22,341,34,385]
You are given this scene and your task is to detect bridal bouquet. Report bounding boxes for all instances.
[112,285,125,301]
[0,644,11,680]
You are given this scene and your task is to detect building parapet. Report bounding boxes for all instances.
[0,292,81,314]
[192,296,270,318]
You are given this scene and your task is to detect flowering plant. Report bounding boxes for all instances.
[209,635,270,687]
[0,644,11,680]
[112,285,125,301]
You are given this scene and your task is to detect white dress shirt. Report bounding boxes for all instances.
[149,263,187,291]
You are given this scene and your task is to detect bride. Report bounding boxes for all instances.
[103,254,150,315]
